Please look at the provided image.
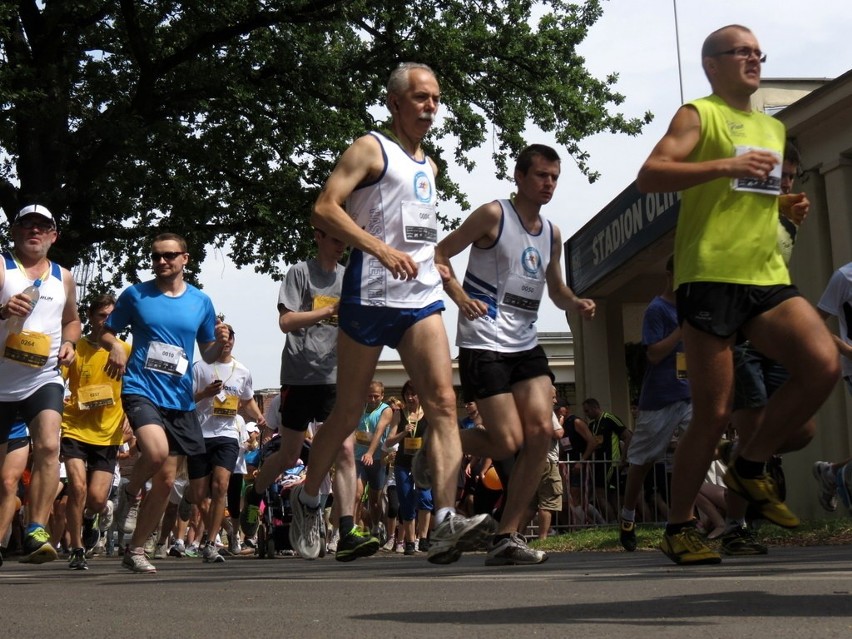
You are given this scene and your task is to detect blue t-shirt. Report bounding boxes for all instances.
[638,295,690,411]
[355,402,390,459]
[106,280,216,411]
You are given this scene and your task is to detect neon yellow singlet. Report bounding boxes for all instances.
[674,94,788,289]
[61,338,131,446]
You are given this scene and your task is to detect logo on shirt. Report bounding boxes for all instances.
[413,171,432,203]
[521,247,543,275]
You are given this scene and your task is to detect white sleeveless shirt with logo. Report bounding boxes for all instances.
[457,199,553,352]
[342,131,442,309]
[0,250,66,400]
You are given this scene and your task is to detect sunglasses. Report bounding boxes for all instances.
[151,251,186,262]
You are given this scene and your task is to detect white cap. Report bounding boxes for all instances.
[246,422,260,433]
[15,204,55,226]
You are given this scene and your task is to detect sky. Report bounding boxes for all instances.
[193,0,852,389]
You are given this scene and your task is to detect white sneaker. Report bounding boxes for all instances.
[485,532,548,566]
[116,489,140,535]
[153,543,169,559]
[122,549,156,573]
[427,513,497,565]
[288,485,323,560]
[169,539,186,558]
[100,500,114,532]
[382,536,395,552]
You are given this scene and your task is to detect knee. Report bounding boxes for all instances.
[779,419,816,453]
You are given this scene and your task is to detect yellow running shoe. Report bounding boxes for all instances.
[660,525,721,565]
[723,466,800,528]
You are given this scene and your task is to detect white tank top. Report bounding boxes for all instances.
[0,250,66,399]
[457,200,553,352]
[342,131,442,309]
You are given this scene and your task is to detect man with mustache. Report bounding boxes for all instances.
[289,62,496,565]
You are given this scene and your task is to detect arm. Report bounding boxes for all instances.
[636,104,779,193]
[434,201,502,317]
[361,407,393,465]
[575,418,597,464]
[646,326,682,365]
[240,397,267,429]
[544,224,595,318]
[58,269,82,366]
[100,328,127,380]
[312,135,417,280]
[199,318,230,364]
[818,307,852,359]
[278,304,336,334]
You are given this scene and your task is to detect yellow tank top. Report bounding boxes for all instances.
[674,94,789,288]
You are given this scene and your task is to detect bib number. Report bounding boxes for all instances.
[731,145,782,195]
[78,384,115,410]
[213,393,239,417]
[502,273,543,312]
[355,430,372,445]
[403,436,423,454]
[401,201,437,244]
[144,341,188,376]
[4,330,51,368]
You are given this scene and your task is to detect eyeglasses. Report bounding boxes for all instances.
[15,219,55,232]
[713,47,766,63]
[151,251,187,262]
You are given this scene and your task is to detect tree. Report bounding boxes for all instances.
[0,0,651,287]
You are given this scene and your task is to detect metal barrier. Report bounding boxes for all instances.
[528,459,673,537]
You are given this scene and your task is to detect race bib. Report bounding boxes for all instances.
[401,201,437,244]
[676,352,688,380]
[502,273,543,312]
[4,330,51,368]
[313,294,339,326]
[213,393,239,417]
[403,436,423,454]
[355,430,372,445]
[144,341,188,376]
[78,384,115,410]
[731,145,782,195]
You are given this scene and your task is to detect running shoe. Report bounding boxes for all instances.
[100,500,114,532]
[122,548,157,573]
[227,537,242,556]
[719,525,767,556]
[411,448,432,489]
[404,541,416,556]
[184,544,199,558]
[327,528,339,554]
[812,461,838,512]
[68,548,88,570]
[418,537,431,553]
[427,513,497,565]
[153,543,169,559]
[335,527,380,563]
[723,466,799,529]
[619,519,637,552]
[485,532,548,566]
[116,488,140,535]
[660,524,722,565]
[169,539,186,558]
[202,543,225,563]
[382,536,395,552]
[288,484,323,560]
[19,526,58,564]
[82,514,100,553]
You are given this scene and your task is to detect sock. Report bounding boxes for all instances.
[339,516,354,535]
[298,489,321,509]
[621,507,636,522]
[26,522,45,535]
[734,456,765,479]
[435,507,454,524]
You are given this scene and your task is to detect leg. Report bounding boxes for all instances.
[64,457,88,549]
[0,443,28,544]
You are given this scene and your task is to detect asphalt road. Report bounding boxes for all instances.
[2,545,851,638]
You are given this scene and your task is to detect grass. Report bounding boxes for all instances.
[531,518,852,552]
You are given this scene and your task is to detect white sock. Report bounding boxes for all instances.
[299,490,321,509]
[435,507,455,524]
[621,507,636,522]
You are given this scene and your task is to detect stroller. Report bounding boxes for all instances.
[253,435,326,558]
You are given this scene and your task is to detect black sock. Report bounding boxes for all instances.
[339,516,354,535]
[734,456,765,479]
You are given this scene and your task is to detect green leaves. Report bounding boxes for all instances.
[0,0,650,284]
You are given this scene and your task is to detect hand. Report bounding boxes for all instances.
[779,192,810,225]
[361,453,373,466]
[377,245,418,280]
[104,345,128,380]
[728,150,778,180]
[255,414,267,429]
[4,291,37,319]
[204,380,224,398]
[574,297,596,319]
[459,298,488,322]
[214,318,230,344]
[57,341,76,367]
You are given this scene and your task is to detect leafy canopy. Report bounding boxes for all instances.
[0,0,651,289]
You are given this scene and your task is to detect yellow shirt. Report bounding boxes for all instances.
[61,337,131,446]
[675,94,789,288]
